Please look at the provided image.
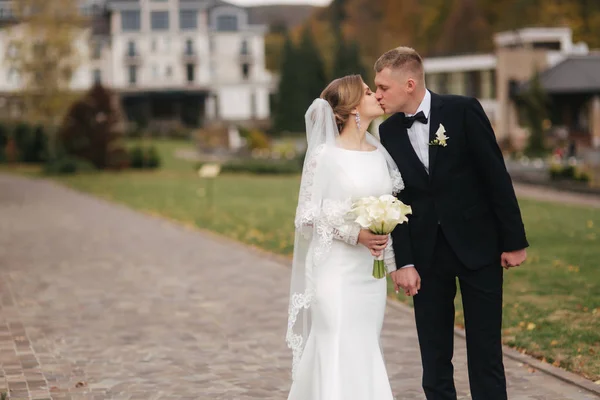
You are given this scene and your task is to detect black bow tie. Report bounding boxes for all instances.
[402,111,428,128]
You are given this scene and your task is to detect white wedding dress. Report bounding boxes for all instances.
[287,145,396,400]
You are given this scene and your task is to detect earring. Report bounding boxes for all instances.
[355,112,361,131]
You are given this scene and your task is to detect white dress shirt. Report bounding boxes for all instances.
[406,89,432,172]
[399,90,432,271]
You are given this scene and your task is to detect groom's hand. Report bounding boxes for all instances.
[358,230,389,257]
[391,267,421,296]
[501,248,527,269]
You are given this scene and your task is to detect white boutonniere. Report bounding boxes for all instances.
[429,124,449,147]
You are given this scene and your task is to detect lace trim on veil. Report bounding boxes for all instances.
[286,291,313,379]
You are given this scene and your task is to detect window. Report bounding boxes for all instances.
[186,64,195,83]
[92,42,102,60]
[242,63,250,80]
[185,39,194,55]
[180,10,197,30]
[152,65,159,78]
[0,7,14,18]
[533,41,561,51]
[7,42,18,59]
[7,68,19,84]
[438,73,448,94]
[217,15,238,31]
[122,10,141,32]
[33,42,47,58]
[151,39,157,52]
[465,71,481,98]
[166,65,173,78]
[489,69,496,98]
[151,11,169,31]
[93,69,102,84]
[127,41,136,57]
[128,65,137,85]
[240,39,249,55]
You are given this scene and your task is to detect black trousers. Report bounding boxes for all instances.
[413,228,507,400]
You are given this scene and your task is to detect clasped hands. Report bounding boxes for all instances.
[358,230,421,297]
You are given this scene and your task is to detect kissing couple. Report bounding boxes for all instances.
[286,46,528,400]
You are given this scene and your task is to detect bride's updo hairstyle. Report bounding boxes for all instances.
[320,74,363,132]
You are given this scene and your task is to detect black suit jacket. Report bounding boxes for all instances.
[380,92,528,271]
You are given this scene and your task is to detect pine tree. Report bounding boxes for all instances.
[274,34,304,133]
[332,37,366,79]
[298,27,328,109]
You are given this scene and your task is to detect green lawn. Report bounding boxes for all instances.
[3,139,600,380]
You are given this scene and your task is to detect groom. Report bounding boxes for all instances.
[375,47,528,400]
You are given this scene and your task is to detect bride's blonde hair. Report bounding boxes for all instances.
[320,75,364,132]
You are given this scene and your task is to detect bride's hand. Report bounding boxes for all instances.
[357,230,389,257]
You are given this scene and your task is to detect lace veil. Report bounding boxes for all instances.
[285,98,403,378]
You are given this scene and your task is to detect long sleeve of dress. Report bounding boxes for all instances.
[295,144,360,246]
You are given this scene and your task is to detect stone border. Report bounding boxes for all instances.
[511,175,600,196]
[385,300,600,397]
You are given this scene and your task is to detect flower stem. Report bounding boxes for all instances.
[372,259,386,279]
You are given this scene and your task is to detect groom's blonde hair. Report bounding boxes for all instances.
[374,46,424,82]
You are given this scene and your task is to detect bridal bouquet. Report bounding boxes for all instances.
[352,195,412,279]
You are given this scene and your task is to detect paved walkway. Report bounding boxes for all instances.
[0,173,598,400]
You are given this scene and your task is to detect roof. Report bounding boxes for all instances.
[521,55,600,94]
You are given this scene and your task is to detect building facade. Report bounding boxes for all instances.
[0,0,274,128]
[422,28,599,150]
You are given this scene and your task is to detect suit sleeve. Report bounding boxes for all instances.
[464,98,528,252]
[380,125,415,267]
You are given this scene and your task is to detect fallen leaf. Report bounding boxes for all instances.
[528,367,537,373]
[527,323,536,330]
[587,220,594,228]
[550,340,559,346]
[568,265,580,273]
[75,382,87,388]
[552,360,561,367]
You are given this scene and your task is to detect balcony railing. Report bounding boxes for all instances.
[182,50,197,63]
[238,51,253,63]
[124,52,142,65]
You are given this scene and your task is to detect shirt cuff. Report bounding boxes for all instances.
[400,264,415,269]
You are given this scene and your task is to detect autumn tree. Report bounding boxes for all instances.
[57,83,123,169]
[8,0,86,155]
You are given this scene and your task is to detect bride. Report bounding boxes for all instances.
[286,75,404,400]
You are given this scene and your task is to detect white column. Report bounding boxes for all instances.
[205,94,216,120]
[591,95,600,149]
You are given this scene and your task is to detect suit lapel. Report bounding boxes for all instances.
[428,92,443,181]
[391,114,429,183]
